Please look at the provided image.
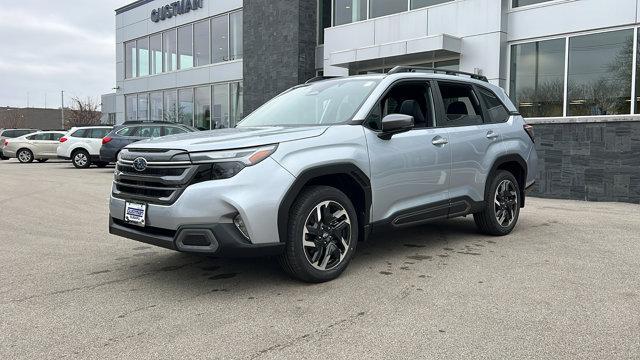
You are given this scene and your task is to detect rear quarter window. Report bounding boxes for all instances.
[115,127,137,136]
[71,129,87,137]
[478,86,511,123]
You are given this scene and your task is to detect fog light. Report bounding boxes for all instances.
[234,214,249,239]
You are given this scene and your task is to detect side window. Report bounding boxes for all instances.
[164,126,187,136]
[365,82,434,130]
[52,133,64,141]
[478,87,510,123]
[438,82,484,127]
[89,128,110,138]
[26,134,38,140]
[3,130,15,137]
[137,126,162,138]
[71,129,87,137]
[116,127,137,136]
[34,133,51,141]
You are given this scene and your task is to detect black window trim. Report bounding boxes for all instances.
[474,84,519,122]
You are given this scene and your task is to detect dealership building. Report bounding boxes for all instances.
[108,0,640,203]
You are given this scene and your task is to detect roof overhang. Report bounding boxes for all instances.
[328,34,461,69]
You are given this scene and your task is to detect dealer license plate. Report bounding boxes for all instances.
[124,202,146,227]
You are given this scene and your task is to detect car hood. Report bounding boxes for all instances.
[126,126,329,152]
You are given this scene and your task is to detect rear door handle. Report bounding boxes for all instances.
[486,131,499,140]
[432,136,448,146]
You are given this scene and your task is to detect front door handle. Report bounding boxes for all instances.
[432,136,448,146]
[486,131,499,140]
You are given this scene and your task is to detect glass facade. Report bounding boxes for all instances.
[510,39,565,118]
[511,29,636,118]
[178,25,194,70]
[334,0,367,26]
[125,10,242,79]
[369,0,407,19]
[125,82,243,129]
[318,0,332,44]
[568,30,633,116]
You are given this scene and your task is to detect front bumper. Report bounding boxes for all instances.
[109,157,295,250]
[109,217,285,256]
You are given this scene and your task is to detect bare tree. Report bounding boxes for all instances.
[0,109,26,129]
[65,96,102,128]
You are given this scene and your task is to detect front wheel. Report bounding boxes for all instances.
[72,150,91,169]
[17,149,34,163]
[474,170,521,236]
[279,186,358,283]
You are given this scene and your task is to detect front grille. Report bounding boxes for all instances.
[112,149,199,205]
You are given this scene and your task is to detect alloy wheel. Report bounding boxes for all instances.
[18,150,32,163]
[74,153,88,167]
[302,200,352,271]
[494,179,518,227]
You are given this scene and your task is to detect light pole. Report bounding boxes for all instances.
[61,90,65,129]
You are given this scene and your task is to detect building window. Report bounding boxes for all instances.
[512,0,554,7]
[568,29,633,116]
[150,33,162,75]
[211,15,229,63]
[137,93,149,121]
[178,25,194,70]
[318,0,331,44]
[163,90,178,122]
[510,39,565,118]
[369,0,407,19]
[194,86,211,130]
[125,94,137,121]
[107,113,116,125]
[137,37,149,77]
[229,11,243,60]
[334,0,367,26]
[163,29,177,72]
[411,0,453,10]
[125,41,136,78]
[230,82,244,126]
[150,92,163,121]
[194,20,210,67]
[213,83,230,128]
[178,88,194,126]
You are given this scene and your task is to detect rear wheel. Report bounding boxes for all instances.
[279,186,358,283]
[474,170,520,236]
[72,149,91,169]
[17,149,34,163]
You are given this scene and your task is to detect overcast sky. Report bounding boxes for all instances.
[0,0,131,109]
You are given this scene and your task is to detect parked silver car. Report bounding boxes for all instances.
[109,67,538,282]
[0,128,39,160]
[2,131,66,163]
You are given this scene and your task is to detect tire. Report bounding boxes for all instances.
[72,149,91,169]
[474,170,521,236]
[278,186,358,283]
[37,159,48,163]
[17,149,34,163]
[0,155,8,160]
[96,161,109,168]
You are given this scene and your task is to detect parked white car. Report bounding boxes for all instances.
[2,131,66,163]
[57,126,113,168]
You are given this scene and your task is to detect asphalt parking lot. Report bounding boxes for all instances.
[1,159,639,359]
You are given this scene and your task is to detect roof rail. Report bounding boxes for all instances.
[304,76,342,84]
[387,66,488,82]
[122,120,176,125]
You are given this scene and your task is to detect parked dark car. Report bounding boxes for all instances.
[99,122,198,163]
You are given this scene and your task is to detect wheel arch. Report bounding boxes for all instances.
[277,163,372,243]
[486,154,527,207]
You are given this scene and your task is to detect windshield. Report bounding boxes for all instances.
[237,78,380,127]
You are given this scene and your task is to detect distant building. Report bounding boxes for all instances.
[0,107,66,130]
[101,93,117,124]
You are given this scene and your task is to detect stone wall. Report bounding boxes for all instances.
[243,0,317,114]
[528,119,640,204]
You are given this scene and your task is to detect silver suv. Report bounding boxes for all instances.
[109,68,538,282]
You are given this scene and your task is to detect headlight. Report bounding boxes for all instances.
[190,145,278,166]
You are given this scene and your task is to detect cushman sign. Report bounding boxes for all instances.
[151,0,204,22]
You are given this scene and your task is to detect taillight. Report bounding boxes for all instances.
[523,124,535,143]
[59,137,68,143]
[3,140,8,146]
[102,136,112,145]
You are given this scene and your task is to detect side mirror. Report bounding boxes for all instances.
[378,114,414,140]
